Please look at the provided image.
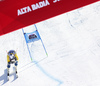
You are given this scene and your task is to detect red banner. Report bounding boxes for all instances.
[0,0,98,35]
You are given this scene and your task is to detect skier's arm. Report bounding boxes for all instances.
[15,53,19,61]
[7,55,10,63]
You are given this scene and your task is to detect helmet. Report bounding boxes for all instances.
[8,50,16,59]
[8,50,16,55]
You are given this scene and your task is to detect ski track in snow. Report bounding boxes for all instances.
[0,1,100,86]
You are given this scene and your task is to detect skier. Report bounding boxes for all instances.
[7,50,19,76]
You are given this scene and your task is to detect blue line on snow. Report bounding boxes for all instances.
[33,60,63,86]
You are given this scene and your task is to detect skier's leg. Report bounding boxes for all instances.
[7,62,10,76]
[15,61,18,78]
[15,61,18,73]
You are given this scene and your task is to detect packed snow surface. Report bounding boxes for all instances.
[0,1,100,86]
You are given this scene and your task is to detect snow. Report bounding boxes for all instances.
[0,1,100,86]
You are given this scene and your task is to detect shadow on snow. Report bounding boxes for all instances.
[0,69,8,85]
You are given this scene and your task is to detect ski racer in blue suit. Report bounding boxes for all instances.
[7,50,19,76]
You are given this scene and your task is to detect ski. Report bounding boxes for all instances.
[16,70,18,78]
[15,66,18,78]
[7,71,18,81]
[7,74,9,81]
[16,74,18,78]
[7,67,18,81]
[7,68,9,81]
